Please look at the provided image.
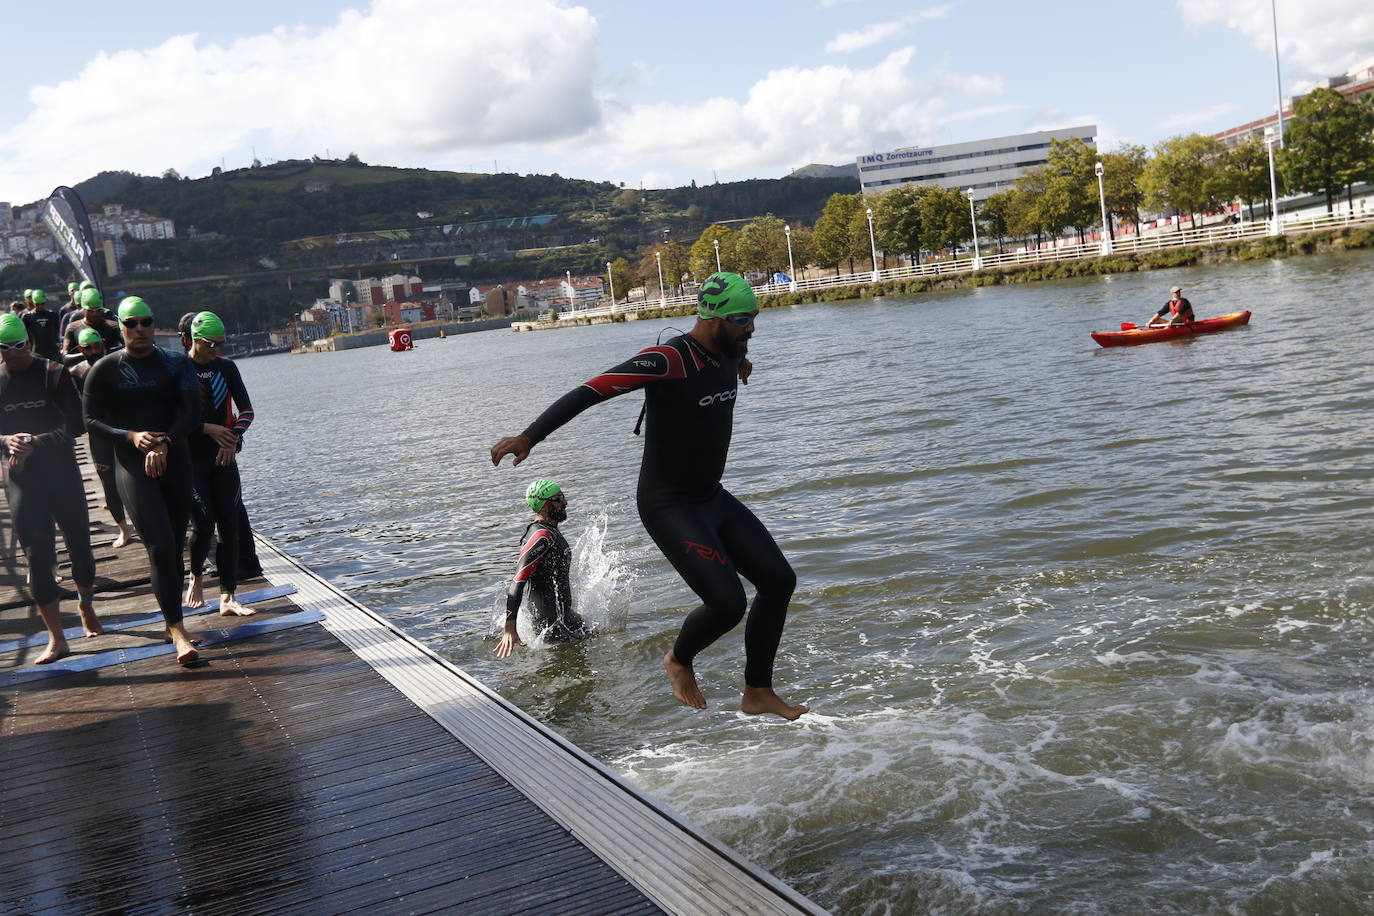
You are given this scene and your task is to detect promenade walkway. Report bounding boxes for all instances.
[0,444,825,915]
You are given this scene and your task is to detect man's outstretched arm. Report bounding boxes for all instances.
[490,344,686,466]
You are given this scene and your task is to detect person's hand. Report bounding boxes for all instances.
[130,431,166,452]
[491,434,533,467]
[494,621,525,658]
[204,423,238,449]
[6,432,35,463]
[738,358,753,385]
[215,445,238,467]
[145,447,167,478]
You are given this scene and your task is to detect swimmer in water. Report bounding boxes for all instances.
[496,479,589,658]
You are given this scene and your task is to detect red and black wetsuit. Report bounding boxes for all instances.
[505,521,587,639]
[522,333,795,688]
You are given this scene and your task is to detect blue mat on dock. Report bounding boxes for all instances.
[5,608,325,686]
[0,584,298,655]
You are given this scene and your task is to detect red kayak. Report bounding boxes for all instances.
[1091,310,1251,347]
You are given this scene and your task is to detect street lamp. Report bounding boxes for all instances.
[865,206,879,281]
[966,189,981,269]
[655,250,666,306]
[784,224,797,291]
[1271,0,1284,146]
[1094,162,1112,255]
[1264,127,1282,236]
[713,237,721,272]
[606,260,616,312]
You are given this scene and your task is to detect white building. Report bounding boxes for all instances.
[857,125,1098,201]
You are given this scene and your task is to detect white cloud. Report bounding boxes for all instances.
[1178,0,1374,87]
[824,6,953,54]
[826,21,908,54]
[1161,102,1240,131]
[1,0,601,202]
[561,46,1007,186]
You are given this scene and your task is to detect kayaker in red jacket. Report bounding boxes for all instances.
[1147,286,1195,328]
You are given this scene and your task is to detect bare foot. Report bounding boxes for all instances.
[741,686,809,721]
[168,625,200,666]
[35,640,71,665]
[111,526,132,548]
[78,598,104,637]
[663,650,707,709]
[218,594,255,617]
[184,575,204,610]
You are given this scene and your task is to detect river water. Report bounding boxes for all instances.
[239,250,1374,914]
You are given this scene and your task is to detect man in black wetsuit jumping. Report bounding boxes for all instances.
[495,478,589,658]
[490,272,808,720]
[83,296,202,665]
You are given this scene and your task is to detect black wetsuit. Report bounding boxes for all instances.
[22,309,63,361]
[505,521,588,639]
[63,311,122,354]
[0,358,95,604]
[66,354,126,527]
[83,346,200,625]
[187,356,254,594]
[522,333,795,687]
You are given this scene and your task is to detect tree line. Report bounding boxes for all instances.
[631,86,1374,290]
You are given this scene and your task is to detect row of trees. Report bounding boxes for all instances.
[618,86,1374,290]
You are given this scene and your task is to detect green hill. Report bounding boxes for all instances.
[5,157,858,330]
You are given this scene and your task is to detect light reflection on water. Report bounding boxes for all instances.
[240,249,1374,913]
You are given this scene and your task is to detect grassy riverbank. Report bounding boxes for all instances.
[577,223,1374,325]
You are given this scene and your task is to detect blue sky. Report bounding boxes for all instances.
[2,0,1370,205]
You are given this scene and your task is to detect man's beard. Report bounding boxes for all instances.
[548,503,568,523]
[712,324,748,358]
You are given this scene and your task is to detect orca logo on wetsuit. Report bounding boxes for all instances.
[698,389,736,407]
[3,400,46,411]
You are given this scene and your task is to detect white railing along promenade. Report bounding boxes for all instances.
[551,208,1374,323]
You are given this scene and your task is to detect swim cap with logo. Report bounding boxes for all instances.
[77,328,103,347]
[81,288,104,309]
[525,479,562,512]
[191,311,226,340]
[697,271,757,318]
[118,297,153,320]
[31,289,46,304]
[0,314,29,345]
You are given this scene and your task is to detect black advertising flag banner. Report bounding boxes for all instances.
[41,186,102,292]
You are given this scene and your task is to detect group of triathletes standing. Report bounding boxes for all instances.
[2,284,258,667]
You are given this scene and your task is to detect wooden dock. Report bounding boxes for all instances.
[0,444,827,915]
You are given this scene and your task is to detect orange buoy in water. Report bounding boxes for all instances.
[389,328,414,351]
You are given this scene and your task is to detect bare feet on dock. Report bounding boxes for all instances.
[663,650,707,709]
[184,575,204,610]
[741,687,809,721]
[218,594,254,617]
[167,624,199,666]
[111,525,132,548]
[78,598,104,637]
[35,639,71,665]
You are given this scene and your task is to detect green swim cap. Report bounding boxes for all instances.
[525,479,562,512]
[118,297,153,320]
[697,271,756,318]
[0,314,29,345]
[31,289,46,304]
[79,280,96,290]
[77,328,103,346]
[67,281,78,293]
[23,289,32,300]
[190,311,226,340]
[80,288,104,310]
